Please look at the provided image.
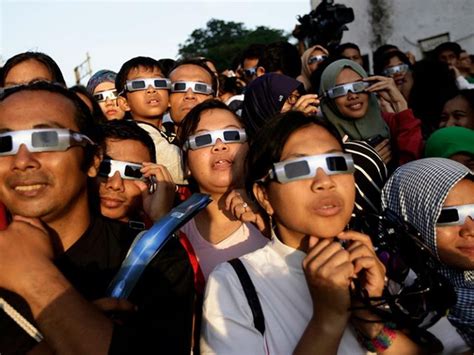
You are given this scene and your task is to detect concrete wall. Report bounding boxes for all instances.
[310,0,474,69]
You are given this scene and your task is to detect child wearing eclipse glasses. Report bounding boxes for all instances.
[382,158,474,352]
[115,56,186,185]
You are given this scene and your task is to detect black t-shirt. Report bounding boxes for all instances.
[0,216,194,355]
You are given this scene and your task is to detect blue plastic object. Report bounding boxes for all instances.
[107,193,211,298]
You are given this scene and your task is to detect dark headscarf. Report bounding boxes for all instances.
[319,59,390,141]
[241,73,304,140]
[382,158,473,346]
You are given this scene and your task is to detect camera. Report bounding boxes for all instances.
[295,0,354,49]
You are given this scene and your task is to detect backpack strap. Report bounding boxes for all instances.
[228,258,265,335]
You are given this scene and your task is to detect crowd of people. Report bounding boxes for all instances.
[0,33,472,355]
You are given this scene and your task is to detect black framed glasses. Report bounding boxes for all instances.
[125,78,171,92]
[0,129,94,156]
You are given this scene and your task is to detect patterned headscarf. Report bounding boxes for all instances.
[86,69,117,94]
[381,158,473,346]
[319,59,390,141]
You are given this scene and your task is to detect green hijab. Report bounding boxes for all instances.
[319,59,390,141]
[425,126,474,158]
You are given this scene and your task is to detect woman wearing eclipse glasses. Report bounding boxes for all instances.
[319,59,423,169]
[177,99,268,286]
[381,158,473,353]
[297,44,329,91]
[201,111,421,354]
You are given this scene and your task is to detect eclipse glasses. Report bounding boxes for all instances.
[0,129,94,156]
[93,89,118,102]
[124,78,171,92]
[170,81,214,95]
[437,204,474,226]
[325,81,371,99]
[308,55,328,65]
[382,64,409,77]
[184,129,246,151]
[262,153,354,184]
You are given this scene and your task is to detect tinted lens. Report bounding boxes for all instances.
[124,165,142,179]
[194,134,213,147]
[154,79,168,88]
[438,209,460,224]
[32,131,58,148]
[0,135,13,153]
[223,130,240,141]
[326,156,348,171]
[284,160,311,179]
[194,83,207,93]
[174,82,187,91]
[352,82,367,92]
[94,93,104,101]
[331,86,347,97]
[98,161,111,177]
[131,80,146,90]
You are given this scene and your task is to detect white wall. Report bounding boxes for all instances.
[310,0,474,68]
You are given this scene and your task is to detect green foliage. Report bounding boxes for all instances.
[178,19,288,71]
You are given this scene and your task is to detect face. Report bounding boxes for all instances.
[4,59,53,87]
[242,58,259,84]
[257,124,355,249]
[342,48,363,66]
[384,57,413,99]
[0,91,93,223]
[334,68,369,119]
[98,138,150,222]
[280,90,300,113]
[449,153,474,171]
[438,50,458,68]
[169,64,214,124]
[307,49,326,74]
[458,52,471,71]
[94,82,126,120]
[436,179,474,269]
[122,65,169,122]
[186,108,248,195]
[439,95,474,129]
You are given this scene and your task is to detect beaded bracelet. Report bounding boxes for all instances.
[355,322,397,353]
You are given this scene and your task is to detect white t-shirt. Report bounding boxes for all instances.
[201,235,366,355]
[180,219,268,279]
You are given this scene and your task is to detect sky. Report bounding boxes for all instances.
[1,0,311,86]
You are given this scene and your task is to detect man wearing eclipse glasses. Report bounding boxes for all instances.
[168,59,217,130]
[0,82,194,354]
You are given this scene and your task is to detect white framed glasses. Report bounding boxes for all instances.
[98,158,145,180]
[325,81,371,99]
[93,89,118,102]
[0,129,94,156]
[308,55,327,65]
[437,204,474,226]
[262,153,354,184]
[171,81,214,95]
[382,64,409,77]
[184,129,247,150]
[125,78,171,92]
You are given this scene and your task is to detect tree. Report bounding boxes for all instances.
[178,19,288,71]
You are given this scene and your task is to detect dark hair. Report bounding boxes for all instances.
[445,89,474,112]
[96,119,156,163]
[157,58,177,77]
[373,50,412,76]
[245,110,343,197]
[115,56,163,97]
[177,99,243,184]
[69,84,107,125]
[0,81,99,167]
[1,52,66,87]
[372,44,399,66]
[218,74,243,96]
[260,41,301,79]
[240,44,266,66]
[336,42,361,55]
[169,58,218,97]
[432,42,462,60]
